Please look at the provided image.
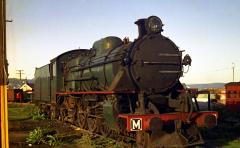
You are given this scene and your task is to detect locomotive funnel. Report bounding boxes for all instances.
[135,16,163,38]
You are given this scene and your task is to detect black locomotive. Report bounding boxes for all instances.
[34,16,218,147]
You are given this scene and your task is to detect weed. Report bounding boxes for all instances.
[77,133,92,147]
[31,108,46,120]
[76,133,125,148]
[26,127,61,146]
[46,134,61,146]
[26,127,44,144]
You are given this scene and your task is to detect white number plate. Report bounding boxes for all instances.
[130,118,142,131]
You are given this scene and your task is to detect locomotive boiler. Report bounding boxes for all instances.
[34,16,218,147]
[65,16,187,93]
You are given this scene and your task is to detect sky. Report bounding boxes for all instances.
[6,0,240,84]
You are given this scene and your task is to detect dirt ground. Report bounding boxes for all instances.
[8,103,240,148]
[9,119,84,148]
[9,118,125,148]
[8,103,123,148]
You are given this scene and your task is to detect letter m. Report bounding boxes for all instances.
[130,118,142,131]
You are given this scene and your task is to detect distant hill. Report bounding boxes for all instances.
[187,83,226,89]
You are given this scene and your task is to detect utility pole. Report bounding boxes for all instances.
[0,0,9,147]
[232,63,235,82]
[16,69,24,80]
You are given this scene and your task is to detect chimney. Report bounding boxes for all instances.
[135,19,147,38]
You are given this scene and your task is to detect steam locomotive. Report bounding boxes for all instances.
[34,16,218,147]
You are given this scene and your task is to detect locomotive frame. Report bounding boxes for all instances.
[34,16,218,147]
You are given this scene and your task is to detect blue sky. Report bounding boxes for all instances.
[6,0,240,84]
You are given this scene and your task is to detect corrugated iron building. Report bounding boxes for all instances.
[225,82,240,110]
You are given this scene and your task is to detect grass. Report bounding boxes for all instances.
[75,134,125,148]
[8,103,125,147]
[223,139,240,148]
[8,102,240,147]
[8,103,35,120]
[8,102,46,121]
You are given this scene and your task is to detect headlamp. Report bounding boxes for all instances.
[146,16,163,34]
